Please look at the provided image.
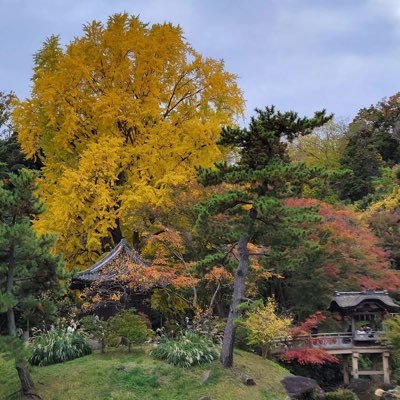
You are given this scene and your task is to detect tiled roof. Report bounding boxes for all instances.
[73,238,147,283]
[328,290,400,313]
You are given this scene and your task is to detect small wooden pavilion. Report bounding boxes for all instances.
[276,290,400,384]
[328,290,400,342]
[325,290,400,384]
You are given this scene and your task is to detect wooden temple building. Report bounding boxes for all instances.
[287,290,400,384]
[72,238,147,287]
[71,238,150,318]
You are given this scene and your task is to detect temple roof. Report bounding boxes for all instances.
[328,290,400,313]
[72,238,148,284]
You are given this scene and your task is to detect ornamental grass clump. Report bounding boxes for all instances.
[151,332,218,367]
[29,328,91,366]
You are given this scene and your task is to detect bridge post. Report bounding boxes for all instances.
[351,352,359,379]
[343,356,350,385]
[383,351,390,384]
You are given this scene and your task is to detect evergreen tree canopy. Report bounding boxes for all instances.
[196,106,332,245]
[0,169,64,336]
[339,93,400,202]
[0,90,40,176]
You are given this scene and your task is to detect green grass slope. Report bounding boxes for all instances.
[0,348,290,400]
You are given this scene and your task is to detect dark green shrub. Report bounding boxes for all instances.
[325,389,358,400]
[106,310,149,352]
[151,331,218,367]
[29,328,91,366]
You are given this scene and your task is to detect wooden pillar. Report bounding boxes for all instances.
[383,351,390,384]
[343,356,350,385]
[351,352,359,379]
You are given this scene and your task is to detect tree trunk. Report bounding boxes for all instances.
[132,230,141,250]
[192,286,198,309]
[110,219,123,245]
[220,236,250,368]
[16,362,34,394]
[7,308,16,337]
[7,244,16,336]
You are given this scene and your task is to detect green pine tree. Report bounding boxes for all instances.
[195,106,332,367]
[0,168,64,396]
[0,169,64,336]
[0,90,41,176]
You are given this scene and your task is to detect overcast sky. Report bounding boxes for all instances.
[1,0,400,122]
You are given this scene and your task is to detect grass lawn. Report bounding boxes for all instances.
[0,347,290,400]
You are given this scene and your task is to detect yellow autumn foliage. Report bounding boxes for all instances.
[13,13,244,269]
[369,186,400,212]
[244,298,292,358]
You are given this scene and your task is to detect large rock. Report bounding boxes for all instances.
[347,378,372,397]
[281,376,325,399]
[87,338,103,350]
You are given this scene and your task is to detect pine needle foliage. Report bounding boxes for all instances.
[29,328,91,366]
[151,332,218,367]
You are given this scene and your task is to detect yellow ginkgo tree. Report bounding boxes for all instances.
[14,13,244,269]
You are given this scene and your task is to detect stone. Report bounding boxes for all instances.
[115,365,126,371]
[201,370,211,384]
[242,375,256,386]
[87,338,103,351]
[199,397,211,400]
[281,376,325,399]
[376,389,385,397]
[380,386,400,399]
[347,378,372,394]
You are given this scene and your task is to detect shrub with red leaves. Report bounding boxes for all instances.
[290,312,326,338]
[280,312,338,366]
[280,348,338,365]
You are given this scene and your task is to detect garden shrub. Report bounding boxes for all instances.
[106,309,149,352]
[151,331,218,367]
[80,315,107,352]
[29,328,91,366]
[325,389,358,400]
[191,310,225,343]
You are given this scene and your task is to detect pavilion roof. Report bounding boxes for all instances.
[72,238,148,284]
[328,290,400,313]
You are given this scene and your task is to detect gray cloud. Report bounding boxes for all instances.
[1,0,399,121]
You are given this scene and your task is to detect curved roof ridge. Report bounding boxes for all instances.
[328,290,400,312]
[73,238,147,282]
